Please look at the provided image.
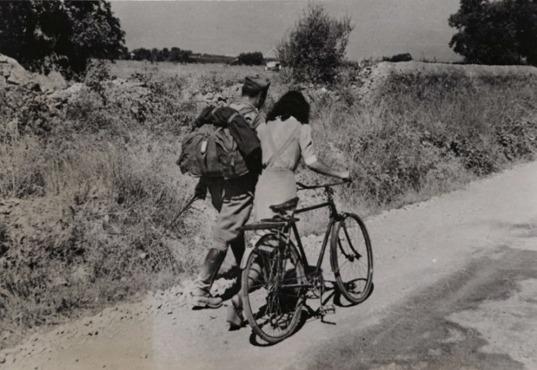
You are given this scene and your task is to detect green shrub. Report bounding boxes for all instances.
[277,4,353,84]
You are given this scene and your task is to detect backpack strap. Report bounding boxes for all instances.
[265,124,301,168]
[227,112,239,124]
[209,106,240,127]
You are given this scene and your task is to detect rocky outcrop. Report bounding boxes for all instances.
[188,83,242,105]
[0,54,33,86]
[0,54,67,92]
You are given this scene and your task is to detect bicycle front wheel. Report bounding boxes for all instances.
[330,213,373,304]
[241,233,306,344]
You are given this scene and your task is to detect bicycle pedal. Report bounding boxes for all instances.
[319,304,336,315]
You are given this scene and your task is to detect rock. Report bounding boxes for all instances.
[36,71,67,93]
[6,66,33,85]
[48,83,86,103]
[0,54,33,86]
[0,53,69,92]
[50,275,68,288]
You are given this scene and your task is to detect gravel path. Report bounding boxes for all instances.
[2,161,537,370]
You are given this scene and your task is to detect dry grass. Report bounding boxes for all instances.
[318,67,537,207]
[291,63,537,233]
[0,65,206,348]
[1,60,537,349]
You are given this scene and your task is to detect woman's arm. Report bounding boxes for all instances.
[299,124,350,180]
[306,158,350,180]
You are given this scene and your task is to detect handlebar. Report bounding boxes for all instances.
[297,179,352,191]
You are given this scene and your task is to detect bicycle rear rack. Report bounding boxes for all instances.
[240,217,299,231]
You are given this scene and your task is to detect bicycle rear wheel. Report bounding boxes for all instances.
[241,233,306,344]
[330,213,373,304]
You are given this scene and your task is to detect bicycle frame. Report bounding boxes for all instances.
[240,181,348,275]
[285,186,344,279]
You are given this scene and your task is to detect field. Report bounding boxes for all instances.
[1,57,537,350]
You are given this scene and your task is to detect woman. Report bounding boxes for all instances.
[226,91,349,329]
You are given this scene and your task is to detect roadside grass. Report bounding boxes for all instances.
[295,66,537,236]
[1,60,537,349]
[0,67,206,348]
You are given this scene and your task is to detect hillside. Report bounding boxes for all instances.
[1,56,537,351]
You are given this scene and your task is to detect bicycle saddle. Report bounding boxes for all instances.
[269,197,299,214]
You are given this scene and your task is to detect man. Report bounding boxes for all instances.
[191,76,270,309]
[229,76,269,129]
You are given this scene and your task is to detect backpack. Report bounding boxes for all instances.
[177,107,252,179]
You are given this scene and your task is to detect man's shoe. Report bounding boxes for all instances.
[191,248,227,310]
[191,290,223,310]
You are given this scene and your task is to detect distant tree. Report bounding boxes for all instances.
[131,48,152,61]
[382,53,413,63]
[237,51,264,65]
[449,0,537,65]
[158,47,170,62]
[169,47,182,62]
[150,48,159,63]
[169,47,192,63]
[277,4,353,83]
[129,47,192,63]
[120,48,131,60]
[0,0,126,77]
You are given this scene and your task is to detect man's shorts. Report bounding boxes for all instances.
[207,173,256,251]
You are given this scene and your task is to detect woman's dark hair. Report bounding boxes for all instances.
[266,91,310,124]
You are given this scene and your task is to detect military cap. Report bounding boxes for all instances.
[243,75,270,94]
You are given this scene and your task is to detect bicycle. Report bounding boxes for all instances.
[239,180,373,344]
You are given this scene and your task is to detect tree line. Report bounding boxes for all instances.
[128,47,193,63]
[1,0,536,82]
[0,0,265,78]
[125,48,265,65]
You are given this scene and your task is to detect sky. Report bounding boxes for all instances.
[111,0,462,62]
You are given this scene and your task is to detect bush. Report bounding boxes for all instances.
[0,67,204,348]
[277,4,353,84]
[310,66,537,210]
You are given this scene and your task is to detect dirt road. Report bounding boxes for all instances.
[2,161,537,370]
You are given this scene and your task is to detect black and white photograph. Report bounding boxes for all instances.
[0,0,536,369]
